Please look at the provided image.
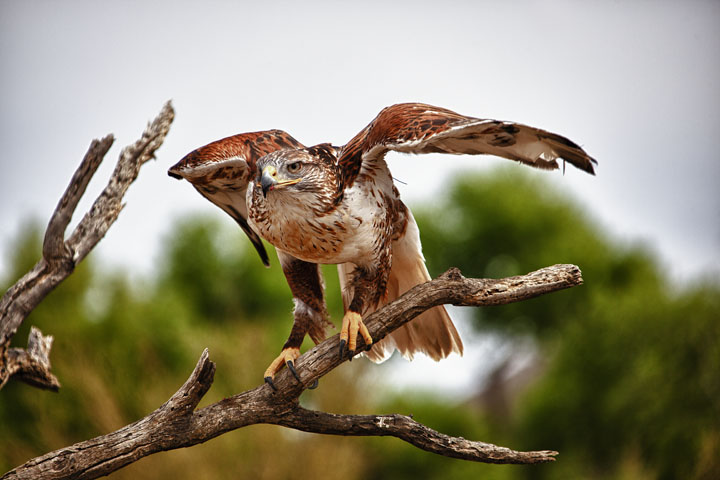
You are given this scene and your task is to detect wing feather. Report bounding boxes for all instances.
[169,130,304,266]
[339,103,596,188]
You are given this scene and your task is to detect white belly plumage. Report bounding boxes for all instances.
[248,186,384,266]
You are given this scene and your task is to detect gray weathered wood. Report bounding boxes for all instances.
[3,264,582,479]
[0,101,175,391]
[4,327,59,391]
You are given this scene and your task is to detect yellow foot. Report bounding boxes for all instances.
[263,347,300,391]
[339,311,373,361]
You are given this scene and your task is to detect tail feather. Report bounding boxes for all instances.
[338,213,463,363]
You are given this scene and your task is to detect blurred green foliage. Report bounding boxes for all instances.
[413,168,720,480]
[1,168,718,479]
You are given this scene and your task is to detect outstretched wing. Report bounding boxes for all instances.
[338,103,596,188]
[168,130,305,266]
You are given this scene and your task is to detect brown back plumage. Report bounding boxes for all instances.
[168,130,304,266]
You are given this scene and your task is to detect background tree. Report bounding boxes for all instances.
[408,168,720,480]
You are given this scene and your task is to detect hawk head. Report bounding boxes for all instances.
[168,130,306,267]
[252,144,342,213]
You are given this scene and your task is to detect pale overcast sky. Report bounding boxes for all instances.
[2,0,719,290]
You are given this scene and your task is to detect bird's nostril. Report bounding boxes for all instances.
[263,165,278,177]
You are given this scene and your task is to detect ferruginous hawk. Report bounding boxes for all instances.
[168,103,596,388]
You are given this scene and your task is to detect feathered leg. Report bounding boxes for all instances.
[264,251,331,389]
[339,262,388,361]
[338,204,397,361]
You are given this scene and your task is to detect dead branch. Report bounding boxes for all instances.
[3,264,582,479]
[0,101,175,391]
[276,408,558,464]
[3,327,59,391]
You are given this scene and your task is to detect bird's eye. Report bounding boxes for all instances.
[287,162,302,173]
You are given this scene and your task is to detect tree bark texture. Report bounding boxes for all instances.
[0,101,175,391]
[3,264,583,479]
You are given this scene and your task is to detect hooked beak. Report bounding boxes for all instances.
[260,165,301,197]
[260,166,276,197]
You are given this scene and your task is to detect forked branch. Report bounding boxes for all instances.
[0,101,175,391]
[3,264,582,479]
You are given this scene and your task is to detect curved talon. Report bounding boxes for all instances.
[264,376,277,392]
[286,360,301,383]
[263,346,301,387]
[339,339,347,360]
[308,379,319,389]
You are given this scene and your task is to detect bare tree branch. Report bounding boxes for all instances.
[3,327,59,392]
[42,137,113,263]
[3,264,582,479]
[272,264,583,395]
[275,408,557,464]
[0,101,175,391]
